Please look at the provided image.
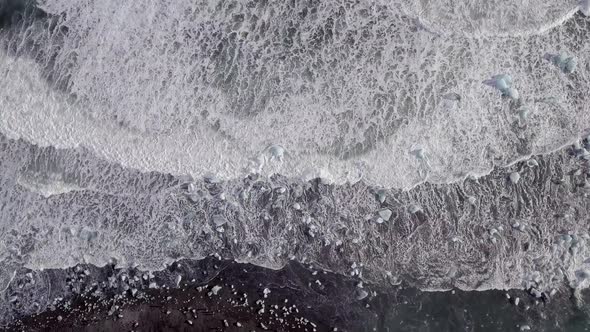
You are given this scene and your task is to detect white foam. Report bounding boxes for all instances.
[0,1,588,189]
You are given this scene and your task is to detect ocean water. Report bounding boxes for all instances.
[1,0,590,328]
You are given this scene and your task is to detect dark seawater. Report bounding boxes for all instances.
[3,257,590,331]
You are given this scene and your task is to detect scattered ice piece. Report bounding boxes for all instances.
[211,285,222,295]
[505,293,511,299]
[484,74,519,99]
[509,172,520,184]
[203,173,221,184]
[545,53,578,74]
[263,288,271,298]
[576,269,590,280]
[216,226,225,233]
[213,215,227,227]
[267,144,286,162]
[408,204,422,214]
[514,297,520,306]
[293,203,301,210]
[356,289,369,300]
[520,325,531,331]
[467,196,477,205]
[375,189,387,204]
[378,209,392,221]
[411,148,426,160]
[148,282,158,289]
[374,217,384,224]
[57,315,63,321]
[175,275,182,286]
[276,187,286,194]
[502,87,519,99]
[550,289,557,296]
[186,320,193,326]
[517,108,529,126]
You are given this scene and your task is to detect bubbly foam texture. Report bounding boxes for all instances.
[2,2,590,319]
[0,0,587,188]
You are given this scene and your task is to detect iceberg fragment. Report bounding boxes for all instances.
[509,172,521,184]
[483,74,519,99]
[378,209,393,222]
[544,53,578,74]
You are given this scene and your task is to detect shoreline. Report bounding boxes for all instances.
[4,258,590,331]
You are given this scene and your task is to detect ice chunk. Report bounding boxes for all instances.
[203,173,222,184]
[545,53,578,74]
[293,203,301,210]
[375,189,387,204]
[576,269,590,280]
[442,92,461,101]
[467,196,477,205]
[408,204,422,214]
[502,87,519,100]
[484,74,512,90]
[526,159,538,168]
[211,285,222,295]
[411,148,427,160]
[509,172,521,184]
[484,74,519,99]
[212,215,227,227]
[564,57,577,74]
[378,209,393,221]
[267,144,286,162]
[356,289,369,300]
[517,108,529,126]
[520,325,531,331]
[582,0,590,16]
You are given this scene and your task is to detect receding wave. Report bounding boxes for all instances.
[0,1,588,189]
